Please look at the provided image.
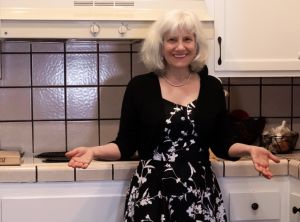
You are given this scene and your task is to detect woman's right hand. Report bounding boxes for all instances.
[65,147,95,169]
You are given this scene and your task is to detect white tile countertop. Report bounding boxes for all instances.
[0,155,298,183]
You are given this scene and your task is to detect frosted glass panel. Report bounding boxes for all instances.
[132,53,148,77]
[229,86,260,116]
[2,42,30,52]
[33,121,66,153]
[262,86,291,117]
[67,87,98,119]
[100,87,125,119]
[0,122,32,154]
[99,53,130,85]
[67,121,99,149]
[32,42,64,52]
[33,88,65,120]
[32,54,64,86]
[0,54,31,86]
[67,54,98,85]
[99,120,119,145]
[98,41,131,51]
[66,41,97,52]
[0,88,31,120]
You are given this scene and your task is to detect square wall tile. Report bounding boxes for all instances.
[132,53,148,77]
[33,88,65,120]
[2,42,30,52]
[262,77,292,84]
[32,54,64,86]
[292,118,300,150]
[293,77,300,84]
[67,87,98,119]
[293,86,300,116]
[0,122,32,154]
[229,86,260,116]
[66,41,97,52]
[66,54,98,85]
[0,54,31,86]
[262,86,291,117]
[0,88,31,121]
[33,121,66,153]
[99,53,131,85]
[230,77,260,85]
[67,121,99,150]
[100,120,120,145]
[132,41,143,51]
[98,41,131,52]
[31,42,64,52]
[100,87,126,119]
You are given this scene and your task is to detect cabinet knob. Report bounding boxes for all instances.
[118,23,129,35]
[293,206,300,214]
[90,24,100,36]
[251,203,259,210]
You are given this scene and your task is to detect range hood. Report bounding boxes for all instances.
[0,0,213,39]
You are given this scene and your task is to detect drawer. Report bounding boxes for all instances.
[229,191,280,221]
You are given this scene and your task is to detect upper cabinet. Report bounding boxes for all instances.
[214,0,300,77]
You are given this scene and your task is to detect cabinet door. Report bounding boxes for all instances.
[215,0,300,72]
[1,195,125,222]
[290,193,300,222]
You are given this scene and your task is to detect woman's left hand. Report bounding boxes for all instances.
[250,146,280,179]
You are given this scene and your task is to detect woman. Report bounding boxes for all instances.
[66,10,280,222]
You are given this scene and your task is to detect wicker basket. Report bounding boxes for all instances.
[261,132,299,154]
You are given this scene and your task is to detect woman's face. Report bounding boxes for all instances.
[162,29,197,71]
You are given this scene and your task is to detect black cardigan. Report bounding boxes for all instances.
[114,66,238,161]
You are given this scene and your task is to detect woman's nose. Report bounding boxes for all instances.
[175,41,185,49]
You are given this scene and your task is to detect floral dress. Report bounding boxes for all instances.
[124,99,227,222]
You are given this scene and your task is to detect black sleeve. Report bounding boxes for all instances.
[209,79,240,161]
[112,79,141,160]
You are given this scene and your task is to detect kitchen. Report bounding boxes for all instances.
[0,0,300,221]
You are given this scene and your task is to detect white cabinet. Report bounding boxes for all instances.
[0,181,129,222]
[290,193,300,222]
[2,196,125,222]
[290,177,300,222]
[218,176,289,222]
[214,0,300,76]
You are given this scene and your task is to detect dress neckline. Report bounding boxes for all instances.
[162,98,197,108]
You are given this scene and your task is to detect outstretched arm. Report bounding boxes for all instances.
[66,143,121,169]
[228,143,280,179]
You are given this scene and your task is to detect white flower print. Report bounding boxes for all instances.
[124,100,227,222]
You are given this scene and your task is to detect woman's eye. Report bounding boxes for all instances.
[167,38,177,42]
[184,37,193,42]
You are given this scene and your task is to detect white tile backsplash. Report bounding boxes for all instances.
[1,41,300,154]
